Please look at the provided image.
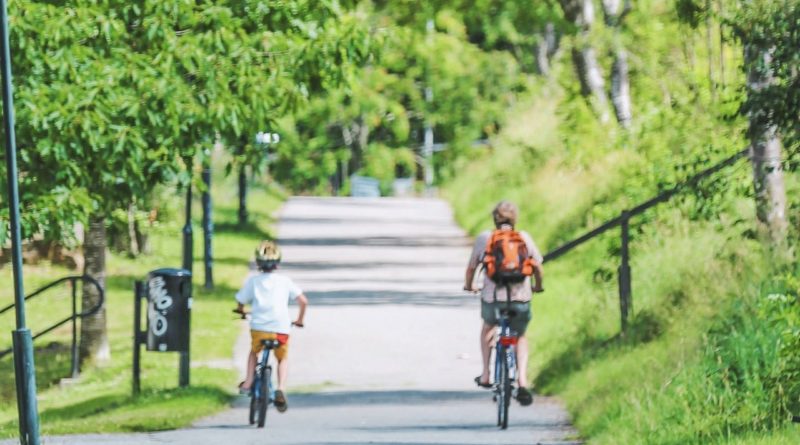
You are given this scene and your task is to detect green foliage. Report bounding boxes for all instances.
[0,0,374,242]
[274,3,523,194]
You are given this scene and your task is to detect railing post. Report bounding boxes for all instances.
[618,211,632,334]
[70,279,79,379]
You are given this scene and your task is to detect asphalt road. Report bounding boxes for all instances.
[17,197,579,445]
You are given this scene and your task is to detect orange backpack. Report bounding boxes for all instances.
[483,229,535,284]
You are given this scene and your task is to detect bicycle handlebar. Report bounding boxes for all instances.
[232,309,304,328]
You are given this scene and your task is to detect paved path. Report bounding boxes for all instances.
[21,197,578,445]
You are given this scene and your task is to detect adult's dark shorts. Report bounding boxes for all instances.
[480,300,531,335]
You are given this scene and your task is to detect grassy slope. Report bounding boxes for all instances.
[0,151,283,437]
[443,79,800,443]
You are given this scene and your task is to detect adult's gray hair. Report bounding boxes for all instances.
[492,200,518,227]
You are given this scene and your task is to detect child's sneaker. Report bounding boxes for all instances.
[274,390,288,412]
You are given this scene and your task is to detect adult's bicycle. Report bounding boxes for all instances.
[490,284,543,429]
[493,292,518,429]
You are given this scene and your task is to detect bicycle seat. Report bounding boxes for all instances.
[496,308,518,318]
[260,339,281,349]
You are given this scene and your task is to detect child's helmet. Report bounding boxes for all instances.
[255,240,281,269]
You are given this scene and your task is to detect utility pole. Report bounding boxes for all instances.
[423,18,435,192]
[0,1,40,443]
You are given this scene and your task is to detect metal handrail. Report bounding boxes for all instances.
[0,275,105,378]
[541,148,749,332]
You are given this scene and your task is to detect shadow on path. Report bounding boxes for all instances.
[304,290,475,307]
[277,236,471,248]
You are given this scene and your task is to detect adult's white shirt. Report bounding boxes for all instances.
[235,272,302,334]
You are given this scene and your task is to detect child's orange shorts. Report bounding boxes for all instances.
[250,330,289,360]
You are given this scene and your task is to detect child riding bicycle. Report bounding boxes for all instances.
[235,240,308,412]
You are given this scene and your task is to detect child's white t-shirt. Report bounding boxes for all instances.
[235,272,302,334]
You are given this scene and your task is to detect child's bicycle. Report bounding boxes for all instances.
[233,309,301,428]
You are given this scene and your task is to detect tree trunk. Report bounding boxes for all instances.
[535,35,550,76]
[745,44,788,245]
[610,47,632,128]
[202,162,214,289]
[342,115,369,174]
[80,215,110,364]
[571,44,610,123]
[706,0,715,99]
[717,0,725,87]
[535,23,559,77]
[238,165,247,226]
[127,203,139,257]
[603,0,633,128]
[561,0,611,123]
[545,22,559,58]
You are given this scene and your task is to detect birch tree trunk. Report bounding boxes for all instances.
[602,0,633,128]
[560,0,611,123]
[80,215,110,364]
[342,115,369,174]
[535,36,550,76]
[535,23,559,77]
[745,44,788,245]
[127,203,139,257]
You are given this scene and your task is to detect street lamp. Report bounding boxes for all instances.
[0,1,41,444]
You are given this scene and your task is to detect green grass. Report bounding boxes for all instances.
[0,151,284,437]
[443,76,799,444]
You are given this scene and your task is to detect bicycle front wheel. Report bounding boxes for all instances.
[496,347,510,429]
[256,366,271,428]
[249,395,257,425]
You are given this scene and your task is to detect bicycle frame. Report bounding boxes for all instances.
[492,283,519,429]
[253,347,274,401]
[493,307,518,390]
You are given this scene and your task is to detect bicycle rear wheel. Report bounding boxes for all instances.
[256,366,271,428]
[501,356,511,429]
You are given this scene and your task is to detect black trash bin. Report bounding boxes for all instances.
[145,268,192,352]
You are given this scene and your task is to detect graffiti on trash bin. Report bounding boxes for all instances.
[148,276,173,337]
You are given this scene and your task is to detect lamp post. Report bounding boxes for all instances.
[0,1,40,444]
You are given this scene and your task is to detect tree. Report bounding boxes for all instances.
[730,1,798,246]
